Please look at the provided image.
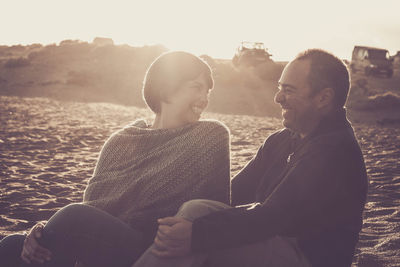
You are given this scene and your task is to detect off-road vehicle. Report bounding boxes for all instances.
[232,42,273,67]
[350,46,393,78]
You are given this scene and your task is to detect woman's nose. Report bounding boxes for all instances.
[200,90,210,103]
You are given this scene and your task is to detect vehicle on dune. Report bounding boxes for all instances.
[350,46,394,78]
[232,42,273,67]
[232,42,283,81]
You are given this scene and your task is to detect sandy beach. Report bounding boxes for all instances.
[1,95,399,266]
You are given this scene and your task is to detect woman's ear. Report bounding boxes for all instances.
[316,87,335,108]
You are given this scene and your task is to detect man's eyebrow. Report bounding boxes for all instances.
[278,83,297,90]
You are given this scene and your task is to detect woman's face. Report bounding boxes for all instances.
[162,72,211,125]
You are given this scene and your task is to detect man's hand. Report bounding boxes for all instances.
[152,217,193,258]
[21,222,52,264]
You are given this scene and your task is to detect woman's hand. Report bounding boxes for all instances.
[152,217,192,258]
[21,222,52,264]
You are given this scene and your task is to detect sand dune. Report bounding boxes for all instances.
[1,96,399,266]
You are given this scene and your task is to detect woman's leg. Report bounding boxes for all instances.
[0,234,26,266]
[30,203,145,267]
[0,233,76,267]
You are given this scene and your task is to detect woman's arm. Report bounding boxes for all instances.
[195,121,231,205]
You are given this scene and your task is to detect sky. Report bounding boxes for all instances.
[1,0,399,61]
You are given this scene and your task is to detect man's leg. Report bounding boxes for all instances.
[132,199,231,267]
[133,199,311,267]
[175,199,232,221]
[176,200,310,266]
[207,236,311,267]
[28,203,145,267]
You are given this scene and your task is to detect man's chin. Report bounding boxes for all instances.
[282,119,293,130]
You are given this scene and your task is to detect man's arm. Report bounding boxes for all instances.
[150,145,336,258]
[191,144,362,252]
[231,131,285,206]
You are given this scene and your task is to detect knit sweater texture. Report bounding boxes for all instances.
[83,119,230,242]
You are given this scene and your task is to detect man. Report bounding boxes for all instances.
[133,49,368,267]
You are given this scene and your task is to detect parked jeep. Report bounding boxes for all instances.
[232,42,273,67]
[350,46,393,78]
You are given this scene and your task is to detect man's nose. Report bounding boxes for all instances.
[274,90,285,104]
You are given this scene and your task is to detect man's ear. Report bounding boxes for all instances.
[316,87,335,108]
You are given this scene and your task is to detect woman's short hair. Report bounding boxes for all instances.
[143,51,214,113]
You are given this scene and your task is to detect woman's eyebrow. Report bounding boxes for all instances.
[190,81,205,87]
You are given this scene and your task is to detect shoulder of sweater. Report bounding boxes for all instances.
[99,122,142,150]
[196,119,230,134]
[104,120,144,138]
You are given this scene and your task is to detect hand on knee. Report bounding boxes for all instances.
[21,223,52,264]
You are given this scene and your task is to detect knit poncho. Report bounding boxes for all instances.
[83,119,230,241]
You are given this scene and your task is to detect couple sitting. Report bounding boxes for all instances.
[0,49,368,267]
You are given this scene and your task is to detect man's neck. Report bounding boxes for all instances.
[298,108,346,139]
[299,125,318,139]
[298,116,323,139]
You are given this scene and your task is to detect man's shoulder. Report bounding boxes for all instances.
[255,128,294,156]
[301,126,364,166]
[311,126,358,150]
[263,128,293,145]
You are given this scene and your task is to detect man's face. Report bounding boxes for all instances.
[274,59,321,137]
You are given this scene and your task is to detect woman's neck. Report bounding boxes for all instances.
[151,113,186,129]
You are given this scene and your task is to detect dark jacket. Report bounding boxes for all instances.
[191,109,368,267]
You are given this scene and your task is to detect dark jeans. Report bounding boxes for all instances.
[0,234,26,267]
[0,204,145,267]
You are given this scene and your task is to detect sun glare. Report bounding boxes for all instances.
[1,0,399,60]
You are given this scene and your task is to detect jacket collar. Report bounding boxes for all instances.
[310,108,351,138]
[289,108,351,146]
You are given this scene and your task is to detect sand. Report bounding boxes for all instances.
[1,95,399,266]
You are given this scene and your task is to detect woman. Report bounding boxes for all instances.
[0,51,231,266]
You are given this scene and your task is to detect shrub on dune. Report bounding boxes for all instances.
[361,92,400,110]
[4,57,30,68]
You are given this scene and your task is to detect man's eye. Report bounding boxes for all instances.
[283,87,295,94]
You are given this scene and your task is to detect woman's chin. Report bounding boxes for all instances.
[190,111,202,121]
[176,115,201,126]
